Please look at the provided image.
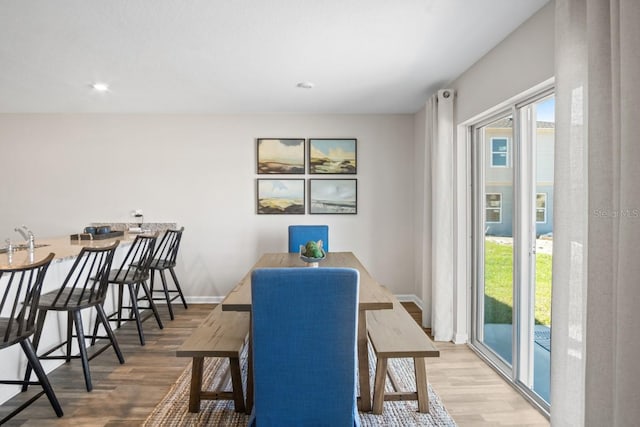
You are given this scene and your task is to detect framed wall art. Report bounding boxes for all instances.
[257,138,305,174]
[308,138,357,174]
[309,179,357,214]
[257,179,305,214]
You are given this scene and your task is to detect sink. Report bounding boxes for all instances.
[0,243,50,254]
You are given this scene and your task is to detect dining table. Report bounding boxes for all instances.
[221,251,394,412]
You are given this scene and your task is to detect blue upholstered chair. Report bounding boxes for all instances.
[250,267,360,427]
[288,225,329,253]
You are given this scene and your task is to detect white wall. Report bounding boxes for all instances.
[453,0,555,331]
[450,1,555,342]
[0,2,556,320]
[453,1,555,124]
[0,113,415,299]
[412,1,555,335]
[412,105,430,319]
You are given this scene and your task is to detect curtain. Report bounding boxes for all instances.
[427,89,455,342]
[553,1,640,425]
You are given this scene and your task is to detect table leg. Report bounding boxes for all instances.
[245,315,254,415]
[358,309,372,412]
[189,357,204,413]
[415,357,430,413]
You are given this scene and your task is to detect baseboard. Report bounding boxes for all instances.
[395,294,424,311]
[185,296,225,304]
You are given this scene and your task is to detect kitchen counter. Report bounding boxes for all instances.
[0,226,179,404]
[0,231,150,404]
[0,233,138,269]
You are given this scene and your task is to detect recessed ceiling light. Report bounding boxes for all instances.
[91,82,110,92]
[296,82,314,89]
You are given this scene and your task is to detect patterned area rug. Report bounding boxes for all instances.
[144,346,456,426]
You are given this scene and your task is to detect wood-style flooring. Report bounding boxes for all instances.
[0,303,549,426]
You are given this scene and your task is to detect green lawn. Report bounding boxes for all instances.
[484,240,552,326]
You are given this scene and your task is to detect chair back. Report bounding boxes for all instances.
[151,227,184,268]
[288,225,329,253]
[112,233,157,283]
[250,267,359,426]
[0,253,55,348]
[48,241,119,308]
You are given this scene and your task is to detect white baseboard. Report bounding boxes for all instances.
[395,294,424,311]
[185,296,225,304]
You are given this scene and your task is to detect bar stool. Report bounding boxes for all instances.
[0,253,63,422]
[144,227,187,320]
[98,233,163,346]
[24,242,124,392]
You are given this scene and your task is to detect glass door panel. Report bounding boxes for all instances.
[532,95,554,403]
[472,92,554,413]
[479,115,514,367]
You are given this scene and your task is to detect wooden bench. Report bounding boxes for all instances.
[176,305,250,413]
[367,299,440,414]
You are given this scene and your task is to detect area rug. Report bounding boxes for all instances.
[144,346,456,426]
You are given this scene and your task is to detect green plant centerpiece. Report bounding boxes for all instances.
[299,240,326,267]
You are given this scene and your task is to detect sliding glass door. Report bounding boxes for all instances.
[471,91,554,410]
[530,95,554,403]
[475,114,515,371]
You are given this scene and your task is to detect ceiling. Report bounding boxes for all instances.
[0,0,549,114]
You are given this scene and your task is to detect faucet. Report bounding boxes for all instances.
[15,225,35,252]
[4,238,13,263]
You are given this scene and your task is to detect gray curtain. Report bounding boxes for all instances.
[553,0,640,425]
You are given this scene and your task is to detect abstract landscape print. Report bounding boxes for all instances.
[309,179,357,214]
[257,138,305,174]
[309,138,357,174]
[257,179,305,214]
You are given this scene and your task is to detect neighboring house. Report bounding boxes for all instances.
[484,119,555,237]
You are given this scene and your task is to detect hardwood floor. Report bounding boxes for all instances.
[401,303,549,427]
[0,303,549,426]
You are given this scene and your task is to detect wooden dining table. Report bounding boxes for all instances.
[221,251,394,412]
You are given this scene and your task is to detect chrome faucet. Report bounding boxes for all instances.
[15,225,35,252]
[4,238,13,263]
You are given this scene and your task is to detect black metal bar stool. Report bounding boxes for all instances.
[143,227,187,320]
[97,233,163,346]
[0,253,63,422]
[24,241,124,392]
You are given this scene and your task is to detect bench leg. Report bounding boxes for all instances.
[229,357,245,413]
[358,310,372,412]
[372,356,388,415]
[189,357,204,413]
[414,357,429,413]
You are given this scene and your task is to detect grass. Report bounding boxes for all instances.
[484,239,552,326]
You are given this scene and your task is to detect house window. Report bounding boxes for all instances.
[486,193,502,223]
[536,193,547,223]
[491,137,509,167]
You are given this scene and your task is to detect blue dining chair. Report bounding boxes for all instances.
[288,225,329,253]
[250,267,360,427]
